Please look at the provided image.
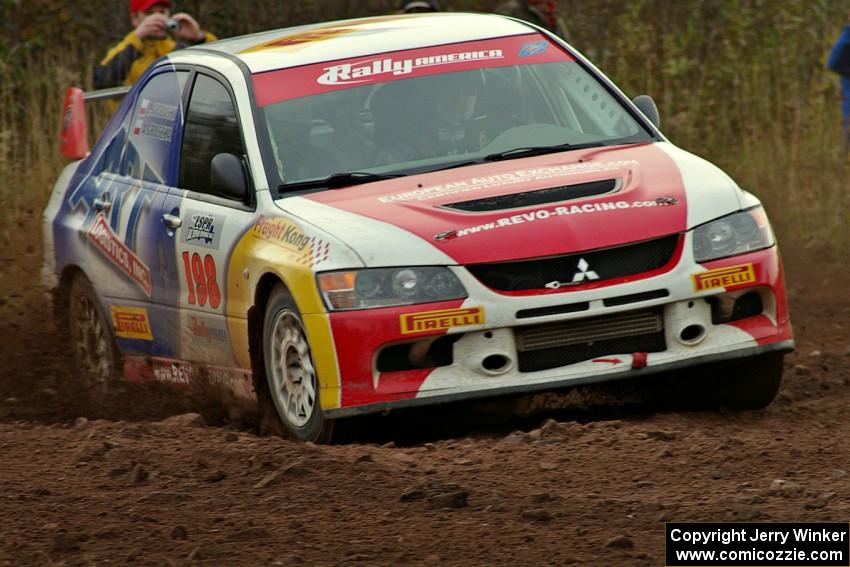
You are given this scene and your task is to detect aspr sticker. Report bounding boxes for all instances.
[182,211,224,250]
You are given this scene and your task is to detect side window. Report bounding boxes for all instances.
[180,74,246,197]
[95,115,130,176]
[123,70,189,183]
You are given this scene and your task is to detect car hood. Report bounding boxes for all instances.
[278,142,744,265]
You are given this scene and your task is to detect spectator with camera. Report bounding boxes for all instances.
[94,0,215,89]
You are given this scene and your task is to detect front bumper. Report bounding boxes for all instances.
[325,339,793,418]
[321,244,793,418]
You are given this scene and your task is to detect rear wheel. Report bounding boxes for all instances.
[260,285,334,443]
[68,274,118,396]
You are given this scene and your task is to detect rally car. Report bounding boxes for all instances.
[44,13,793,442]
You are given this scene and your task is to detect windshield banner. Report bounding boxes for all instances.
[253,34,572,107]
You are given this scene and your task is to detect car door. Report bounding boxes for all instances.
[71,67,190,360]
[157,71,257,380]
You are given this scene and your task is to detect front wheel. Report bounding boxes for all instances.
[67,273,119,396]
[260,285,334,443]
[646,353,784,411]
[721,353,784,410]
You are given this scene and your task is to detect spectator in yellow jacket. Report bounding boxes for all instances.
[94,0,216,89]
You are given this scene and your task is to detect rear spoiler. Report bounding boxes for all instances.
[60,85,131,159]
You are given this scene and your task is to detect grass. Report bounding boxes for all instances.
[568,0,850,255]
[0,56,78,224]
[1,2,849,260]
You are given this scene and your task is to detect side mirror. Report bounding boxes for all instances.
[632,95,660,129]
[210,153,248,201]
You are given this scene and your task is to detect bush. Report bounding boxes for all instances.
[2,0,848,248]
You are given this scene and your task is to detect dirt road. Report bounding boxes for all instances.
[2,221,849,565]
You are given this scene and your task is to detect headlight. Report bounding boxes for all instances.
[317,267,467,310]
[692,207,775,263]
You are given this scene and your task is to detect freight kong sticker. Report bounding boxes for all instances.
[252,215,311,251]
[400,306,485,335]
[692,263,756,292]
[88,214,152,296]
[250,215,330,267]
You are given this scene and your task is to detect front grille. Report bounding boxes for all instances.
[516,289,670,320]
[516,301,590,320]
[466,234,679,292]
[603,289,669,307]
[444,179,618,212]
[515,309,666,372]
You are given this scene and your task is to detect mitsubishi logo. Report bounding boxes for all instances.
[544,258,600,289]
[572,258,599,282]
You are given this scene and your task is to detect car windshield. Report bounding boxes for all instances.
[253,35,654,193]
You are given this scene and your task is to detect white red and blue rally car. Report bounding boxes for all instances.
[44,13,793,441]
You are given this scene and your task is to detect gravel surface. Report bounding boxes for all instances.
[2,221,848,566]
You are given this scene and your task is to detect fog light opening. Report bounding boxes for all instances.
[376,335,460,372]
[678,324,706,345]
[482,354,511,374]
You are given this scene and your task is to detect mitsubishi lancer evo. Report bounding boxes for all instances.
[45,13,793,441]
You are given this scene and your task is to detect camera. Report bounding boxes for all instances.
[166,18,180,32]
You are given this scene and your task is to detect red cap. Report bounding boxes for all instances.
[129,0,170,13]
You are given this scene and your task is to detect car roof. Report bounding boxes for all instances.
[177,13,538,74]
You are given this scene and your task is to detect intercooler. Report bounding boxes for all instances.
[514,308,666,372]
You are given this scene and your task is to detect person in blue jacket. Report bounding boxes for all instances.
[828,13,850,158]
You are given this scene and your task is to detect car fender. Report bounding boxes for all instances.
[223,202,362,409]
[274,195,456,267]
[657,143,746,227]
[41,160,83,291]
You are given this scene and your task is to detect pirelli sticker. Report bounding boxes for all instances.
[400,307,485,335]
[110,306,153,340]
[692,263,756,292]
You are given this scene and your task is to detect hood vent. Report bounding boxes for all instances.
[443,178,619,212]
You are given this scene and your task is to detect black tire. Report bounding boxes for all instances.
[259,284,334,443]
[67,273,119,396]
[721,353,784,410]
[644,354,784,411]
